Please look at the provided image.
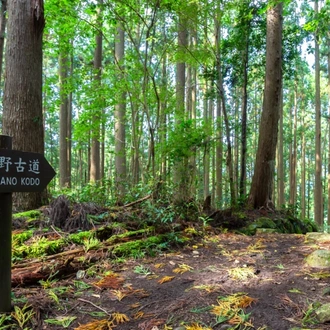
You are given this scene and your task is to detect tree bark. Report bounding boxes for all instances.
[173,13,189,204]
[114,24,127,203]
[0,0,7,83]
[314,0,323,227]
[90,0,103,183]
[59,52,70,188]
[3,0,45,210]
[248,2,283,209]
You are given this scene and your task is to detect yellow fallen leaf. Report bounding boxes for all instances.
[158,276,175,284]
[110,290,127,301]
[111,312,129,324]
[74,319,114,330]
[154,263,165,269]
[173,263,194,274]
[133,311,144,319]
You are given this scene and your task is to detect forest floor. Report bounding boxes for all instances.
[5,203,330,330]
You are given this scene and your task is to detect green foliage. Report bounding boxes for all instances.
[56,180,113,206]
[13,236,65,260]
[0,314,12,330]
[165,119,210,161]
[111,233,180,258]
[13,210,42,220]
[83,237,102,252]
[11,304,35,330]
[44,316,77,328]
[68,231,93,245]
[133,265,152,276]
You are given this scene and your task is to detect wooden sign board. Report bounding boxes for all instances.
[0,149,56,192]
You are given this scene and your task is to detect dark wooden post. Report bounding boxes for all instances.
[0,135,12,312]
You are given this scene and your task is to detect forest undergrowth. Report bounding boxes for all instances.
[1,195,328,330]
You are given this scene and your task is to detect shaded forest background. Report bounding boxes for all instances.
[0,0,330,228]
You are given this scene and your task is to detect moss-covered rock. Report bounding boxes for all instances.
[305,250,330,269]
[305,232,330,244]
[315,303,330,323]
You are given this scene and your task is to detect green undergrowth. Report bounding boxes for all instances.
[11,221,183,262]
[13,210,42,224]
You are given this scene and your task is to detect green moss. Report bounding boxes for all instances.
[68,231,93,245]
[107,227,154,244]
[13,210,41,220]
[13,236,65,260]
[112,233,174,257]
[13,230,34,244]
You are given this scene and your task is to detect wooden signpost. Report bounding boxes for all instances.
[0,135,56,312]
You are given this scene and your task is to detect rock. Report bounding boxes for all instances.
[305,250,330,268]
[305,232,330,244]
[315,303,330,323]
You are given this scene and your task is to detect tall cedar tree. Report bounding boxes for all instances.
[248,2,283,209]
[3,0,45,210]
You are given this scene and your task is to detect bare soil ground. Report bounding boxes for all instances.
[10,230,330,330]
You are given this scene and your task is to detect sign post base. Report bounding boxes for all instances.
[0,135,12,312]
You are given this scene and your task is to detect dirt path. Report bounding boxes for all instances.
[11,231,330,330]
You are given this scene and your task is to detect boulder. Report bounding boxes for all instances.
[305,250,330,268]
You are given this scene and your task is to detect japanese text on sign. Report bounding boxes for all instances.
[0,157,40,174]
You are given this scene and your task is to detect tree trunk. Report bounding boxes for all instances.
[314,0,323,227]
[289,86,298,207]
[247,2,283,209]
[114,24,127,203]
[215,14,223,207]
[0,0,7,83]
[90,0,103,183]
[59,52,70,188]
[301,108,306,220]
[173,13,189,204]
[239,23,250,200]
[327,34,330,228]
[3,0,45,210]
[276,89,284,208]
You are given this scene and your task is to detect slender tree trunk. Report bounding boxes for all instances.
[301,108,306,220]
[173,13,188,204]
[0,0,7,83]
[59,53,70,188]
[327,35,330,228]
[114,24,127,203]
[248,2,283,209]
[239,24,250,200]
[90,0,103,182]
[314,0,323,227]
[289,86,298,207]
[3,0,45,210]
[203,80,210,200]
[277,89,284,208]
[215,14,223,207]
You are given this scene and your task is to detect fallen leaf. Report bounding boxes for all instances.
[158,276,175,284]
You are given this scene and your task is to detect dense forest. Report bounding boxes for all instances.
[1,0,330,228]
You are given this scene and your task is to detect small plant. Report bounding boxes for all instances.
[199,216,211,226]
[48,289,60,305]
[11,304,35,329]
[0,313,12,329]
[74,280,91,290]
[45,316,77,328]
[133,265,152,276]
[39,275,58,289]
[302,301,321,326]
[275,264,285,270]
[83,237,102,252]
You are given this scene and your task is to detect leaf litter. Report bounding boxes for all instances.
[4,207,330,329]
